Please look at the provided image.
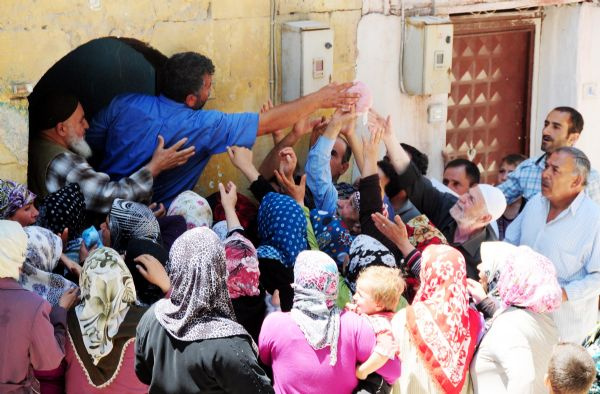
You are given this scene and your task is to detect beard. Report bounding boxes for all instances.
[449,202,479,229]
[67,135,93,159]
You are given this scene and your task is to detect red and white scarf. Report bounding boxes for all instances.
[406,245,480,394]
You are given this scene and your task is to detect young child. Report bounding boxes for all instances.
[349,265,405,391]
[545,342,596,394]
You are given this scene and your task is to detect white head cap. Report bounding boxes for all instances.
[478,184,507,223]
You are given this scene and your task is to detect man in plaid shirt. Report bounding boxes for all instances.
[28,92,195,214]
[498,106,600,205]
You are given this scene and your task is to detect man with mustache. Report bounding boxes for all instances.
[505,147,600,343]
[498,107,600,205]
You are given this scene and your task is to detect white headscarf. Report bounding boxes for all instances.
[0,220,28,280]
[167,190,213,229]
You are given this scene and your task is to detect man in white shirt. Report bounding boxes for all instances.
[505,147,600,343]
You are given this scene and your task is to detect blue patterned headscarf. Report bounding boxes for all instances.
[310,209,353,269]
[256,192,307,268]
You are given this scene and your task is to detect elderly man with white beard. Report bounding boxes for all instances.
[28,92,195,214]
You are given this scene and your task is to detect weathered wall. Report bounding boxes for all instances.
[0,0,361,196]
[355,13,448,180]
[537,3,600,169]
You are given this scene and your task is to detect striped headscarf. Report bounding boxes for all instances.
[108,199,160,253]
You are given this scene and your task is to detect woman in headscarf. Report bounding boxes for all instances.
[64,247,158,393]
[391,244,481,394]
[36,183,86,262]
[19,226,78,305]
[469,243,561,393]
[100,198,161,253]
[135,227,273,393]
[0,220,78,392]
[0,179,38,226]
[167,190,213,229]
[256,192,308,311]
[259,250,401,394]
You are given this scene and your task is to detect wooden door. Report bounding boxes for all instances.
[446,17,535,184]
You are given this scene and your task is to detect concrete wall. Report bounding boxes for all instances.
[536,3,600,168]
[0,0,361,195]
[355,13,447,180]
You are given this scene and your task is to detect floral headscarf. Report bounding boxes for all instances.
[0,220,28,280]
[479,241,514,297]
[405,214,448,252]
[167,190,213,229]
[345,234,396,293]
[406,245,479,394]
[224,232,260,299]
[154,227,249,342]
[496,244,562,314]
[310,209,354,269]
[256,192,307,268]
[36,183,86,240]
[76,247,136,365]
[19,226,77,306]
[0,180,35,219]
[291,250,341,366]
[108,199,160,253]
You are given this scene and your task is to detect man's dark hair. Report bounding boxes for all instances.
[547,342,595,394]
[445,158,480,186]
[401,143,429,175]
[553,106,584,135]
[162,52,215,103]
[501,153,527,167]
[377,160,405,197]
[339,137,352,164]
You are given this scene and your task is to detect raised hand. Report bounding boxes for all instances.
[371,213,415,256]
[218,181,238,211]
[135,254,171,294]
[226,146,253,169]
[315,82,360,110]
[274,170,306,205]
[278,147,298,179]
[147,135,196,177]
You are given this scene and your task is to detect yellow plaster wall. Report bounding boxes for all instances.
[0,0,360,197]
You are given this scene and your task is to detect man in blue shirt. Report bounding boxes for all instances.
[87,52,358,206]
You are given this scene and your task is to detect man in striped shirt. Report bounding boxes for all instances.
[505,147,600,343]
[498,107,600,205]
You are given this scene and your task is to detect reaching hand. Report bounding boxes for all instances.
[274,170,306,205]
[148,202,166,218]
[135,254,171,294]
[278,147,298,179]
[361,122,383,174]
[218,181,238,211]
[339,106,357,139]
[466,278,488,304]
[371,213,415,256]
[226,146,253,169]
[292,116,326,139]
[324,108,359,140]
[58,287,80,310]
[368,109,393,142]
[315,82,360,110]
[147,135,196,177]
[261,99,285,144]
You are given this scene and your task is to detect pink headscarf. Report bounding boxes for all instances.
[496,245,562,314]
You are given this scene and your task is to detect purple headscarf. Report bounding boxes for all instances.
[0,180,35,219]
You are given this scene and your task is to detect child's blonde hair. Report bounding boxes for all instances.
[357,266,405,312]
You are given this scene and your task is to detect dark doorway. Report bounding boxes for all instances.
[446,15,536,184]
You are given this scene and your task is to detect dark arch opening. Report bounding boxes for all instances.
[28,36,167,133]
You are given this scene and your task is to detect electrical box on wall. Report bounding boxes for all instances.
[402,16,453,95]
[282,20,333,102]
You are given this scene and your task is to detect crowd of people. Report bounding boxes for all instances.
[1,50,599,393]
